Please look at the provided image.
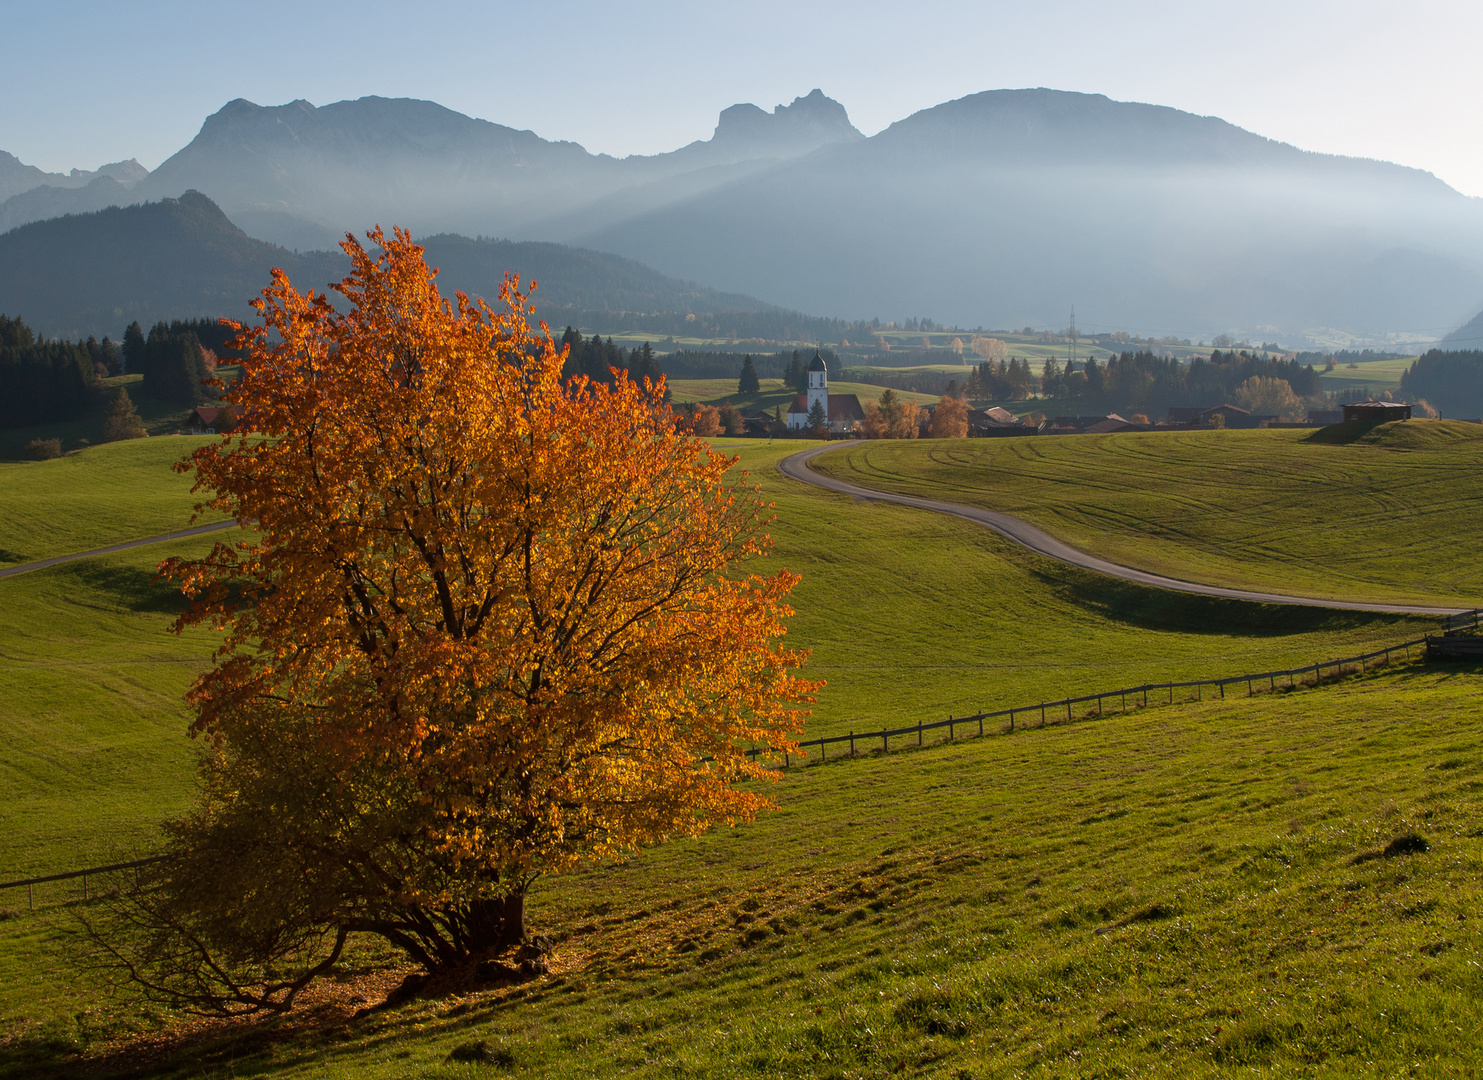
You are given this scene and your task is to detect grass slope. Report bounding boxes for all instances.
[811,424,1483,608]
[0,436,222,568]
[9,662,1483,1077]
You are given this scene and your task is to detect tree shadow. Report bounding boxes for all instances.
[51,562,189,616]
[1036,563,1413,639]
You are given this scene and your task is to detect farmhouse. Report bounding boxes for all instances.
[786,352,864,432]
[187,404,245,434]
[1343,399,1412,422]
[1166,404,1274,429]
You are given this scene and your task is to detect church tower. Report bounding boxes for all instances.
[807,351,828,421]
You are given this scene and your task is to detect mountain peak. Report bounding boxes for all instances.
[711,89,862,150]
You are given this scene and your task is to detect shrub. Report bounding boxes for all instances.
[26,437,62,460]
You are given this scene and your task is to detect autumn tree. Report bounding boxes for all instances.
[929,394,969,438]
[1232,375,1303,419]
[685,402,722,437]
[862,389,922,439]
[99,228,815,1014]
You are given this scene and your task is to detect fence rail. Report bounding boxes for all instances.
[6,610,1479,910]
[747,607,1480,767]
[0,856,169,910]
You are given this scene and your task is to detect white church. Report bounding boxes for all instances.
[785,352,865,433]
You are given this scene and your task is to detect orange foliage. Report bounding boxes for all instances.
[862,388,922,439]
[163,229,816,943]
[929,395,969,438]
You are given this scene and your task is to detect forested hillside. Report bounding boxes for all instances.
[0,194,806,341]
[1399,350,1483,417]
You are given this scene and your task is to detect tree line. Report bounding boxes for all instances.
[958,349,1323,416]
[0,314,98,428]
[1,313,228,438]
[1399,351,1483,418]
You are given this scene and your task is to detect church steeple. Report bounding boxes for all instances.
[806,351,827,418]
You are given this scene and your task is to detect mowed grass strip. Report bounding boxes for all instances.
[6,662,1481,1078]
[0,437,225,569]
[810,422,1483,608]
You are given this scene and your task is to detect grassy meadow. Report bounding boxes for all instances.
[812,423,1483,609]
[0,436,1478,1076]
[0,437,223,569]
[1315,356,1414,398]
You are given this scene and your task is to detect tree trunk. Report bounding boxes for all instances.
[462,890,526,962]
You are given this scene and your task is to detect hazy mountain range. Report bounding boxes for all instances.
[0,192,779,339]
[5,88,1483,342]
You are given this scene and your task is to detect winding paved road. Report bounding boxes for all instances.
[0,520,239,581]
[780,442,1468,617]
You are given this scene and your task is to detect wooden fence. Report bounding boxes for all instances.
[5,609,1478,912]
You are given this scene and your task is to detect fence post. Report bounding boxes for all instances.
[978,715,984,737]
[1040,703,1046,726]
[1168,683,1173,705]
[949,716,955,740]
[881,732,887,753]
[1196,683,1202,701]
[850,731,855,756]
[1121,692,1126,711]
[1065,699,1072,722]
[1315,663,1321,686]
[1142,687,1148,708]
[82,874,87,901]
[1247,677,1253,696]
[28,883,33,911]
[784,751,790,768]
[1219,680,1225,699]
[1269,674,1274,691]
[917,721,922,746]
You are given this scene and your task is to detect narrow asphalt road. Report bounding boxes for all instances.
[779,442,1469,617]
[0,520,240,581]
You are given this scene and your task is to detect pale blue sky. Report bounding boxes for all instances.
[4,0,1481,194]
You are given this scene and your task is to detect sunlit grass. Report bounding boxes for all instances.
[811,423,1483,608]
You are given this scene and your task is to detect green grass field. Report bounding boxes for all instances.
[1316,356,1415,397]
[0,436,1478,1076]
[0,437,224,569]
[811,423,1483,609]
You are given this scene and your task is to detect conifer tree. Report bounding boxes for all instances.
[102,386,147,441]
[738,354,760,394]
[122,321,146,375]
